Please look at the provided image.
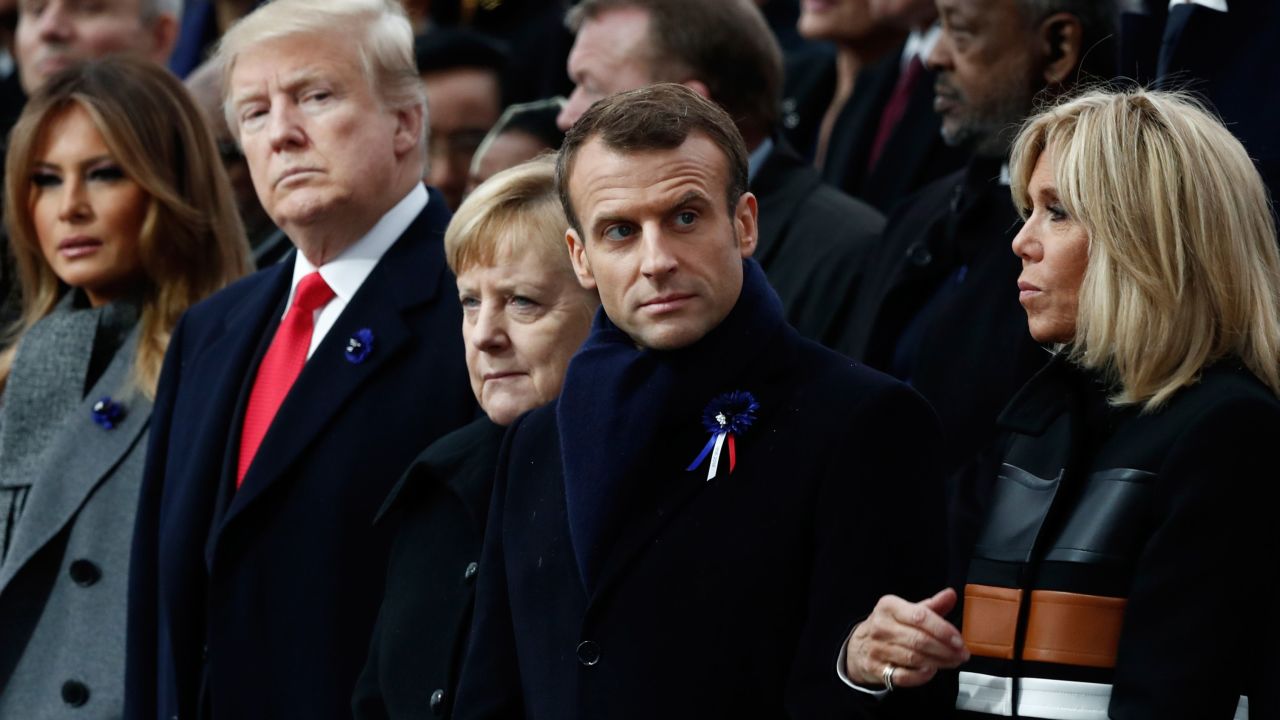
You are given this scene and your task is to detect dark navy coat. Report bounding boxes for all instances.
[125,190,477,720]
[454,321,954,719]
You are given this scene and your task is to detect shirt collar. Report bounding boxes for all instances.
[901,23,942,71]
[747,136,774,184]
[287,182,428,306]
[1169,0,1227,11]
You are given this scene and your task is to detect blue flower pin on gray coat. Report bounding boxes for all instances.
[91,396,126,429]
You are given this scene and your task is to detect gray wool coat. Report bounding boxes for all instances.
[0,320,151,719]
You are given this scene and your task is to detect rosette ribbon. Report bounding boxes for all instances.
[686,390,759,481]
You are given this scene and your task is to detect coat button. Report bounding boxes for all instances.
[68,559,101,587]
[429,688,445,715]
[576,640,601,666]
[61,680,90,707]
[463,561,478,582]
[906,241,933,268]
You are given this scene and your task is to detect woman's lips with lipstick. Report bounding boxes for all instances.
[57,236,103,259]
[483,370,525,382]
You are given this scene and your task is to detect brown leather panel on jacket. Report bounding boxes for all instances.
[1023,590,1126,668]
[963,584,1022,659]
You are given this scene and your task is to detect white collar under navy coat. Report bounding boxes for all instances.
[901,24,942,72]
[284,182,429,358]
[1169,0,1227,11]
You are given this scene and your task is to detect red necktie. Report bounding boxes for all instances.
[867,55,925,174]
[236,272,335,486]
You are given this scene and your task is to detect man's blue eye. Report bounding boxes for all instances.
[675,211,696,226]
[604,225,635,241]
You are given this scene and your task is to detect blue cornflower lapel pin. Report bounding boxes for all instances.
[91,397,126,430]
[686,390,759,481]
[345,328,375,364]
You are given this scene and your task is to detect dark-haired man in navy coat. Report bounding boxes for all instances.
[453,83,953,720]
[125,2,476,719]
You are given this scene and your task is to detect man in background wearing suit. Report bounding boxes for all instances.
[814,0,968,213]
[125,1,476,718]
[555,0,885,351]
[453,83,951,720]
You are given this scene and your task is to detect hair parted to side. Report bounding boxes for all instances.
[566,0,782,140]
[1010,87,1280,409]
[555,83,749,238]
[214,0,425,144]
[1,56,251,398]
[445,155,574,277]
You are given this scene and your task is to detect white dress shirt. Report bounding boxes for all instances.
[283,183,429,358]
[1169,0,1227,11]
[902,24,943,72]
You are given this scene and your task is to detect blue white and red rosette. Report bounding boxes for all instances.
[686,390,759,481]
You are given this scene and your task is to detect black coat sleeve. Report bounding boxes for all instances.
[784,379,956,719]
[124,313,186,720]
[1110,396,1280,720]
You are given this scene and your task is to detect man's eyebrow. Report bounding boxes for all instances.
[230,70,331,108]
[590,211,630,236]
[587,190,713,236]
[668,190,710,212]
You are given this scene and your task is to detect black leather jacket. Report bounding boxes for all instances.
[958,355,1280,720]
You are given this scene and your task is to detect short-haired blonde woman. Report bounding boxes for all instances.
[0,56,248,717]
[840,88,1280,719]
[353,156,597,720]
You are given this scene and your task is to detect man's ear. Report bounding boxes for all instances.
[149,14,180,65]
[567,227,598,291]
[734,192,758,260]
[393,103,425,158]
[1038,12,1084,87]
[681,79,712,101]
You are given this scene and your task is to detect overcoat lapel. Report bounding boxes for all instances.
[183,263,292,570]
[584,455,708,603]
[210,201,450,548]
[0,330,151,594]
[586,323,793,604]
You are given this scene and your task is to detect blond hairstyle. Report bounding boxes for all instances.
[1,56,251,398]
[1010,88,1280,409]
[214,0,425,149]
[445,155,576,278]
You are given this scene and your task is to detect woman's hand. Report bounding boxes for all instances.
[844,587,969,689]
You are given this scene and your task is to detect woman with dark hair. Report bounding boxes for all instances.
[0,55,249,717]
[841,88,1280,719]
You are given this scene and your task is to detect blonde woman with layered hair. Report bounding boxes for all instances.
[0,56,247,718]
[841,88,1280,719]
[1009,87,1280,409]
